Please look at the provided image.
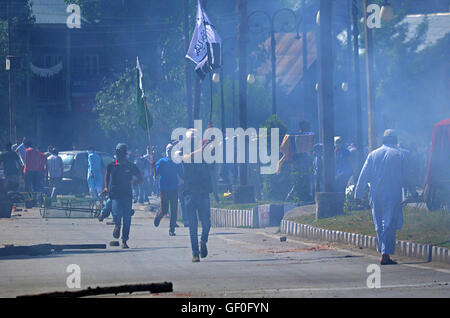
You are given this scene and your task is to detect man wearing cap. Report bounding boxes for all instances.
[355,129,415,265]
[104,143,143,248]
[153,143,183,236]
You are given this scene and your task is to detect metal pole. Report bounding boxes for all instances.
[270,25,277,115]
[301,0,308,121]
[7,0,16,143]
[238,0,248,186]
[352,0,364,167]
[184,0,193,128]
[220,68,225,133]
[363,0,377,151]
[318,0,335,193]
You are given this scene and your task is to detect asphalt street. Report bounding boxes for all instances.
[0,201,449,298]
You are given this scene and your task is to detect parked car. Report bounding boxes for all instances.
[59,151,114,195]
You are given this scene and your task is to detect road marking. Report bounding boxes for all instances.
[216,281,450,295]
[257,231,450,275]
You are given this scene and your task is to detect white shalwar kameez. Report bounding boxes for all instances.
[355,144,407,255]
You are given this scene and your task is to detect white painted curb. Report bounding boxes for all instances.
[280,220,450,265]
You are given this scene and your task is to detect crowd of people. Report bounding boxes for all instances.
[0,137,64,199]
[0,126,433,265]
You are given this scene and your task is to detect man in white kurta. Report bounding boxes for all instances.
[354,130,411,265]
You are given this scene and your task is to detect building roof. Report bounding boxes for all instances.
[257,32,317,95]
[402,12,450,51]
[31,0,68,24]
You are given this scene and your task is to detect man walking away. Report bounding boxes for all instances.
[0,142,23,192]
[135,150,150,203]
[355,129,416,265]
[182,130,215,262]
[46,148,63,201]
[104,143,142,248]
[154,144,183,236]
[24,141,46,193]
[87,146,103,201]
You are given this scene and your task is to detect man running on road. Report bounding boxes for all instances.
[103,143,143,248]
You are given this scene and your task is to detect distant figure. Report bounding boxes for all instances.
[134,150,149,203]
[0,142,23,191]
[334,137,353,193]
[14,137,27,166]
[104,143,143,248]
[154,144,183,236]
[46,148,64,200]
[87,146,103,200]
[354,129,416,265]
[312,143,323,197]
[24,141,46,193]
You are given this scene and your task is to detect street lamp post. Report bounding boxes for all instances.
[232,0,255,203]
[248,8,301,115]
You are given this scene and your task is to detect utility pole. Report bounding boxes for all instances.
[301,0,308,121]
[363,0,377,151]
[7,0,16,143]
[318,0,335,194]
[315,0,344,219]
[184,0,193,128]
[352,0,364,167]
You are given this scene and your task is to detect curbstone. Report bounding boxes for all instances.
[278,221,450,264]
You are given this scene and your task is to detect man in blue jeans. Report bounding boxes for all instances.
[153,144,183,236]
[103,143,143,249]
[181,132,215,262]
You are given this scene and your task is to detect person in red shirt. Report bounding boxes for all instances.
[24,141,47,193]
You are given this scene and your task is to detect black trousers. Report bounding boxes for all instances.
[160,189,178,232]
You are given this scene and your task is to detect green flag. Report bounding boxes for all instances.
[136,57,152,130]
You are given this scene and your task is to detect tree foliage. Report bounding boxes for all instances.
[0,0,34,144]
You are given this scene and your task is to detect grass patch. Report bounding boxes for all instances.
[290,207,450,249]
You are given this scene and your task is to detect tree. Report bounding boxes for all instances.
[0,0,34,144]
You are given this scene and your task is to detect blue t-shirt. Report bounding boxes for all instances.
[155,157,183,191]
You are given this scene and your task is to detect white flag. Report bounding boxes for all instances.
[186,0,222,71]
[136,56,144,98]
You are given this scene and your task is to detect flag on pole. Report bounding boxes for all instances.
[186,0,222,80]
[136,57,152,130]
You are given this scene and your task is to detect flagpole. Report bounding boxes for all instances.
[143,97,155,178]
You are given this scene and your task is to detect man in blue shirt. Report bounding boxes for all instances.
[154,143,183,236]
[87,146,103,201]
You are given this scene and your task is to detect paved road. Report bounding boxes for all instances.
[0,202,449,298]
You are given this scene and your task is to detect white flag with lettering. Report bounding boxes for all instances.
[186,0,222,78]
